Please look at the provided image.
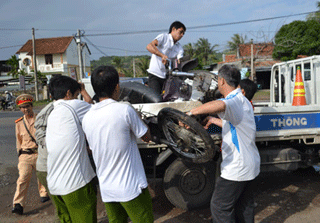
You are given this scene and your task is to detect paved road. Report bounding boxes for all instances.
[0,111,21,174]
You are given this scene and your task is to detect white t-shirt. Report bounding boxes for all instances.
[147,33,184,79]
[218,88,260,181]
[82,99,148,202]
[46,99,95,195]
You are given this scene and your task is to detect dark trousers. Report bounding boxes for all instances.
[1,99,6,110]
[211,177,255,223]
[148,73,166,96]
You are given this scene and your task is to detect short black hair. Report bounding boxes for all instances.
[48,75,81,100]
[218,65,241,88]
[91,65,119,98]
[240,79,257,101]
[169,21,186,33]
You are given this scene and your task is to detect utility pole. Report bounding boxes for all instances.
[83,50,86,77]
[250,39,254,81]
[133,58,136,78]
[32,28,39,101]
[76,29,83,80]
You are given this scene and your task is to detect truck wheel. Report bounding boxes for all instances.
[163,158,218,210]
[158,107,218,163]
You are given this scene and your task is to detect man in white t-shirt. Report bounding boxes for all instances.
[46,75,97,223]
[146,21,186,95]
[82,65,154,223]
[189,65,260,223]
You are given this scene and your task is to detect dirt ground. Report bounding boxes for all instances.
[1,165,320,223]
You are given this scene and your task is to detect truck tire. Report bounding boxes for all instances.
[158,107,218,163]
[163,158,218,210]
[119,81,162,104]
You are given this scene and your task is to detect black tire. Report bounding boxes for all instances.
[158,107,218,163]
[163,158,218,210]
[119,81,162,104]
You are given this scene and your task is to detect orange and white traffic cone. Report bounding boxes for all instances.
[292,66,306,106]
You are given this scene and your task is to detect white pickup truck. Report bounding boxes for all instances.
[82,55,320,210]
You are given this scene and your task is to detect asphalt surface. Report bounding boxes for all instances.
[0,111,21,173]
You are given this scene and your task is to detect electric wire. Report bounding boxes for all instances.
[83,11,315,37]
[83,36,108,57]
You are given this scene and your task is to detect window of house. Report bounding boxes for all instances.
[23,58,31,66]
[45,54,53,65]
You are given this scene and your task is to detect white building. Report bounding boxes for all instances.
[16,36,91,80]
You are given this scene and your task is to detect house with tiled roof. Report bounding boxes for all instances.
[16,36,91,80]
[217,42,281,89]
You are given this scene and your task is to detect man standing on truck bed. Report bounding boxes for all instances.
[146,21,186,95]
[189,65,260,223]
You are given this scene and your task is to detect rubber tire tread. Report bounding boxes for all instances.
[158,107,217,163]
[163,159,217,210]
[119,81,162,104]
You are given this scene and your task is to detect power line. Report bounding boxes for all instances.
[0,11,314,37]
[187,11,313,30]
[187,30,277,33]
[84,35,148,55]
[84,11,315,37]
[95,45,148,53]
[36,28,80,31]
[83,36,108,57]
[0,44,24,49]
[84,29,166,37]
[0,28,30,31]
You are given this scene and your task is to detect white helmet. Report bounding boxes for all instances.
[5,91,8,94]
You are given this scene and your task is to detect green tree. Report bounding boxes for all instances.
[273,20,320,61]
[29,70,47,85]
[135,57,150,77]
[194,38,218,65]
[122,67,133,77]
[6,55,25,78]
[111,56,125,74]
[183,43,195,58]
[227,34,247,52]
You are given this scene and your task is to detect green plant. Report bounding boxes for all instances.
[6,55,27,78]
[273,20,320,60]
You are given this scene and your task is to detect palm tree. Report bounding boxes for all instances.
[194,38,218,65]
[136,57,150,77]
[307,1,320,22]
[6,55,21,78]
[111,56,125,74]
[227,34,247,52]
[183,43,195,58]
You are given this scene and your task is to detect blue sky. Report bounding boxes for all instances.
[0,0,318,61]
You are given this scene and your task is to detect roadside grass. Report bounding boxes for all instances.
[33,99,51,108]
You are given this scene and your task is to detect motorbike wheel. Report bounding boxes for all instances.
[163,158,219,210]
[158,107,218,163]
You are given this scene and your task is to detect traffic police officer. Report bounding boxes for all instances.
[12,94,49,215]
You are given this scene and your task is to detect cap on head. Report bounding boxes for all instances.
[16,94,33,106]
[5,91,8,94]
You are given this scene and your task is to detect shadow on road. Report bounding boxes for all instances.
[254,167,320,222]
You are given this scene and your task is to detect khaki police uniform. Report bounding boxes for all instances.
[13,96,48,207]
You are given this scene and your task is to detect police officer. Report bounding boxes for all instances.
[12,94,49,215]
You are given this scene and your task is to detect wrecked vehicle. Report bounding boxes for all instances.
[83,55,320,210]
